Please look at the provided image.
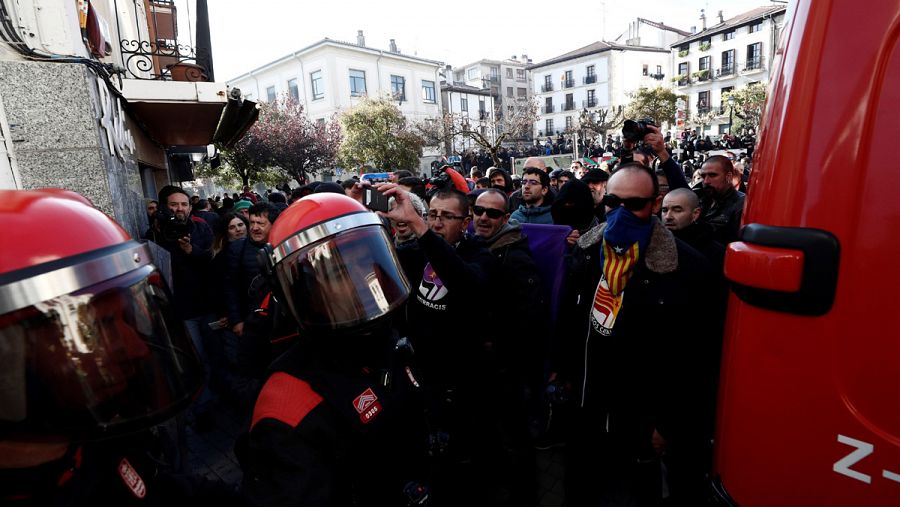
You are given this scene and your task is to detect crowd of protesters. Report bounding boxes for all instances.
[130,122,753,506]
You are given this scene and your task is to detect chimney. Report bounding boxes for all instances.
[700,9,706,31]
[357,30,365,46]
[690,26,696,34]
[389,39,399,53]
[718,10,724,24]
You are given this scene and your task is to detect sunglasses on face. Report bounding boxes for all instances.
[601,193,656,211]
[473,205,506,219]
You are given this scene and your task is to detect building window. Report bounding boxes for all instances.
[460,97,468,112]
[563,70,574,88]
[746,42,762,70]
[506,68,513,78]
[349,69,367,97]
[749,21,763,33]
[723,30,735,40]
[699,56,710,71]
[287,79,299,100]
[507,86,514,97]
[656,65,662,75]
[490,67,499,79]
[266,86,276,103]
[543,74,552,92]
[564,93,574,111]
[721,49,735,75]
[455,71,463,83]
[698,90,710,114]
[516,69,526,81]
[517,87,527,98]
[422,80,436,103]
[565,116,573,129]
[467,67,478,80]
[587,89,596,108]
[310,70,323,100]
[390,75,406,101]
[642,64,648,76]
[678,61,689,82]
[586,65,595,77]
[544,96,553,113]
[545,119,554,135]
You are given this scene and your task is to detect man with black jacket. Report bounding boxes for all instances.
[696,155,746,244]
[380,184,503,506]
[152,185,216,422]
[223,202,281,408]
[555,164,718,507]
[473,188,544,506]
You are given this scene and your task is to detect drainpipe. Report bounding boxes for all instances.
[292,51,308,109]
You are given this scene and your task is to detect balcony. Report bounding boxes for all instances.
[562,79,575,89]
[541,83,554,92]
[693,69,711,82]
[674,76,690,87]
[543,105,555,114]
[717,64,735,78]
[119,0,210,81]
[583,75,597,84]
[562,102,575,111]
[744,57,763,72]
[649,72,665,80]
[583,98,597,108]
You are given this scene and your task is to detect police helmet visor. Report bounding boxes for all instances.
[275,225,410,330]
[0,266,202,438]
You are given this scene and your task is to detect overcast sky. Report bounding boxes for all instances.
[207,0,786,82]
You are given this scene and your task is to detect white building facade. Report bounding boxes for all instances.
[528,43,670,138]
[671,6,787,135]
[440,83,496,154]
[528,19,689,138]
[228,33,443,126]
[452,56,533,136]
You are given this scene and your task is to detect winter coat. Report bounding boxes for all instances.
[699,187,745,244]
[510,204,554,225]
[555,218,718,456]
[224,237,267,325]
[149,218,214,319]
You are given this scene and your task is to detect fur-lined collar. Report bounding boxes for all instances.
[576,217,678,273]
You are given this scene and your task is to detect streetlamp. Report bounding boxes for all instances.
[727,95,735,134]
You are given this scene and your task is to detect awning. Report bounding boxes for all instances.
[120,80,257,148]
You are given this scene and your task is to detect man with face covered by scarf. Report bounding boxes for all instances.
[552,162,719,507]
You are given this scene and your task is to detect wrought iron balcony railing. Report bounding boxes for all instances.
[562,79,575,88]
[583,75,597,84]
[543,105,555,113]
[118,0,210,81]
[541,83,554,92]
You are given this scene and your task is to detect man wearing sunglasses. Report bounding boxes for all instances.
[471,188,545,506]
[555,163,717,507]
[510,167,554,224]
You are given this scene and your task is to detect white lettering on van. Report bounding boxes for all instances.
[834,434,873,484]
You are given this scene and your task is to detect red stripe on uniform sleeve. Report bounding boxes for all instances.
[251,372,324,431]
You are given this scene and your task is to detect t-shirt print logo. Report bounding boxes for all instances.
[418,263,448,303]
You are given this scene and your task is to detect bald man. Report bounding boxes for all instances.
[662,188,725,271]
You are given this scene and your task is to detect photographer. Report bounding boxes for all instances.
[621,120,690,192]
[151,185,216,425]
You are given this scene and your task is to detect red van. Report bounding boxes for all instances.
[713,0,900,505]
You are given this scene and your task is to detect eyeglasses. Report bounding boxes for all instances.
[427,211,468,222]
[601,193,656,211]
[521,179,542,187]
[472,205,506,219]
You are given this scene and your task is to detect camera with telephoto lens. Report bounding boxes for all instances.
[425,166,455,199]
[622,118,657,143]
[156,207,191,242]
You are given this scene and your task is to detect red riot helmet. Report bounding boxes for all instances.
[0,189,203,441]
[264,193,410,331]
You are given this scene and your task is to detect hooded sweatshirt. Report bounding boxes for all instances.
[551,179,599,232]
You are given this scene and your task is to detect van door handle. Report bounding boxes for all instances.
[724,224,840,316]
